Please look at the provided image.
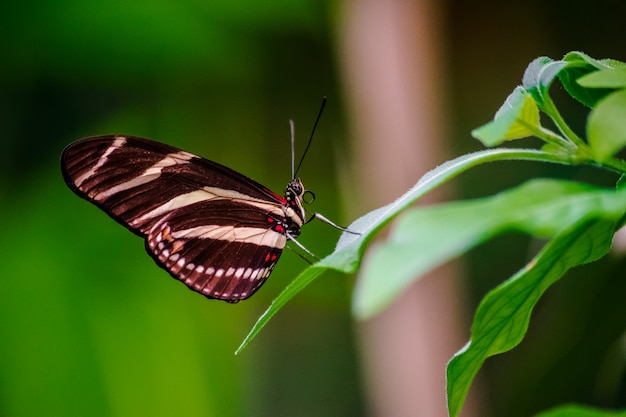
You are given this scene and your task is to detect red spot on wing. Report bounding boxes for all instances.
[268,190,287,204]
[264,252,279,263]
[267,215,286,234]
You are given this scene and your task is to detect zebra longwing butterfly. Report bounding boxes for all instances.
[61,130,332,303]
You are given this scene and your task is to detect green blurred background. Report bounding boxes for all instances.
[1,0,626,416]
[1,2,359,416]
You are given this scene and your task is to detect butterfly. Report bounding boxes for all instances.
[61,102,350,302]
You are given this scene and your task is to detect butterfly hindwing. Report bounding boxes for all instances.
[61,135,297,302]
[145,198,286,301]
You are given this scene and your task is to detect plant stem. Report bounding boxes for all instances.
[517,118,577,154]
[541,95,586,147]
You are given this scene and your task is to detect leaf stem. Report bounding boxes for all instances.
[516,118,577,154]
[541,95,586,146]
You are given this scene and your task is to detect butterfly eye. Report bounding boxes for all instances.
[303,190,315,204]
[290,182,303,195]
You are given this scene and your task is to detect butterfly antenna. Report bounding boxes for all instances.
[293,97,327,178]
[290,119,296,180]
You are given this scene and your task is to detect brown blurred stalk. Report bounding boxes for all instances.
[336,0,481,416]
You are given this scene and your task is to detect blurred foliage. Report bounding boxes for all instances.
[0,1,361,416]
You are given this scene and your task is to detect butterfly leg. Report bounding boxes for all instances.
[306,212,360,235]
[286,231,320,262]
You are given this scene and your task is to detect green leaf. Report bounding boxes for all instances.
[521,53,601,145]
[353,179,626,319]
[578,68,626,89]
[520,52,624,110]
[236,148,569,352]
[562,51,626,70]
[588,89,626,161]
[522,56,567,109]
[533,404,626,417]
[560,51,625,107]
[235,266,326,355]
[472,87,540,145]
[446,216,620,417]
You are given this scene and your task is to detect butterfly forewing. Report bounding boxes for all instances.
[61,135,298,302]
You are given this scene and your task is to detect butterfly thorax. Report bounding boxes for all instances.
[282,178,307,238]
